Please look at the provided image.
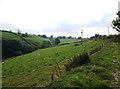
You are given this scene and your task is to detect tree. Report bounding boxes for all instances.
[55,38,60,45]
[95,34,100,38]
[67,36,72,39]
[78,37,81,39]
[50,35,53,39]
[22,32,28,37]
[25,32,28,37]
[49,35,54,45]
[112,11,120,32]
[41,34,47,38]
[57,36,66,39]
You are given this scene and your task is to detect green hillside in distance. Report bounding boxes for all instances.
[1,30,51,59]
[60,39,80,44]
[2,30,30,46]
[25,34,49,43]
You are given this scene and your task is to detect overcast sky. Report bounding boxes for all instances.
[0,0,119,38]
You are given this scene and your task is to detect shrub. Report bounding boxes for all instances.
[75,43,79,46]
[41,41,51,48]
[65,52,90,71]
[89,45,102,56]
[59,43,70,46]
[55,38,60,45]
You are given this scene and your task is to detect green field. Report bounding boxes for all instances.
[49,42,118,88]
[60,39,80,44]
[2,32,119,88]
[3,38,118,87]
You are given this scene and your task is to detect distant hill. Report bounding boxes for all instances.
[25,34,51,48]
[1,30,51,60]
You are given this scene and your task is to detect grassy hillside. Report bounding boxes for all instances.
[2,30,51,59]
[25,35,51,49]
[25,34,49,42]
[49,42,118,88]
[2,34,119,88]
[2,31,26,43]
[2,39,105,87]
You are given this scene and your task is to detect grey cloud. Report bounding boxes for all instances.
[43,21,83,34]
[55,22,82,34]
[0,22,18,30]
[0,13,113,35]
[0,22,37,34]
[43,13,113,34]
[84,13,113,27]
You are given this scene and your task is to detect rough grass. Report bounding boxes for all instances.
[2,40,103,87]
[49,41,118,88]
[49,66,111,88]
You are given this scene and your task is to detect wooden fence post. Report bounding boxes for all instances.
[51,74,54,81]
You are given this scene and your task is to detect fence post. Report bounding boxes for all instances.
[51,74,54,81]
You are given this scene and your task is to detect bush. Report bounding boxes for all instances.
[89,45,103,56]
[59,43,70,46]
[55,38,60,45]
[41,41,51,48]
[65,52,90,71]
[75,43,79,46]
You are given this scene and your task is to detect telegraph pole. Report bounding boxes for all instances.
[81,30,83,44]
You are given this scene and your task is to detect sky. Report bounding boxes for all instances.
[0,0,119,38]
